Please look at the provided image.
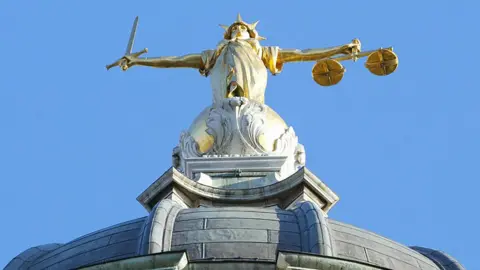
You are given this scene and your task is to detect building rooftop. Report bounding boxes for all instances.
[5,202,461,270]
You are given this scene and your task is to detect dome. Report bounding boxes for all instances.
[4,201,465,270]
[4,244,62,269]
[4,218,146,270]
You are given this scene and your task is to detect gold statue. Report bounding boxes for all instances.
[107,15,398,104]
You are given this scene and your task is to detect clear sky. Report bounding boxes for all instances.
[0,0,477,269]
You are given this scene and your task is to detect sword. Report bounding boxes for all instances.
[125,16,139,55]
[106,16,148,71]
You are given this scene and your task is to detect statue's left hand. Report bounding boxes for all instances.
[346,39,362,55]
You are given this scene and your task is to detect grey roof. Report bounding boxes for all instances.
[170,206,303,260]
[411,246,466,270]
[137,199,334,261]
[4,244,62,270]
[328,219,441,270]
[5,217,146,270]
[4,202,463,270]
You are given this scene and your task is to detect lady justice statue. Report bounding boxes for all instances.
[107,14,397,104]
[107,14,398,180]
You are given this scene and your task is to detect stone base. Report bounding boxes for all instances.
[182,155,293,189]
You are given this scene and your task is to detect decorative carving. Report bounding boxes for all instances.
[295,144,306,169]
[204,97,272,156]
[205,99,236,154]
[179,131,202,158]
[273,127,298,156]
[173,131,202,172]
[174,97,305,179]
[239,100,268,153]
[172,146,181,169]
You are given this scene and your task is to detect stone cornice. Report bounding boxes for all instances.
[137,167,339,213]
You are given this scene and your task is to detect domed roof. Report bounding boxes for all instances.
[4,244,62,269]
[4,218,146,270]
[4,202,464,270]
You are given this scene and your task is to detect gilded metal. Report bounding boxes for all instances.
[365,49,398,76]
[105,14,398,155]
[106,17,148,71]
[106,15,398,154]
[187,104,288,154]
[106,15,398,92]
[187,106,214,154]
[331,47,393,62]
[312,59,345,86]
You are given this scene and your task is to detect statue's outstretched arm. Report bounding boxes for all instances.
[278,40,360,63]
[125,53,203,69]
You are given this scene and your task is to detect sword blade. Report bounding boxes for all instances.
[125,16,139,55]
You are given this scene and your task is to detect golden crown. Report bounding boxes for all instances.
[219,14,266,40]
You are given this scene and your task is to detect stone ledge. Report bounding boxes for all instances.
[184,156,288,180]
[136,167,339,213]
[78,250,393,270]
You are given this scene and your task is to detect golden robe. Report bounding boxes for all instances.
[200,39,283,104]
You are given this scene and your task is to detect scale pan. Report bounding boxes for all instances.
[312,59,345,86]
[365,49,398,76]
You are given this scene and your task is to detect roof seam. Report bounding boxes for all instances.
[176,217,297,223]
[32,238,138,270]
[28,235,112,267]
[170,241,302,247]
[331,227,435,266]
[4,257,26,270]
[173,227,300,233]
[177,210,295,215]
[29,227,143,267]
[62,218,146,243]
[172,228,300,233]
[107,235,113,245]
[80,252,137,269]
[336,253,369,263]
[330,220,423,254]
[28,218,146,265]
[333,239,421,268]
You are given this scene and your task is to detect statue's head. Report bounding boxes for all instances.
[220,14,266,41]
[229,23,250,40]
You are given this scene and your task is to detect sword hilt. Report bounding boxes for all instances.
[106,60,122,71]
[106,48,148,71]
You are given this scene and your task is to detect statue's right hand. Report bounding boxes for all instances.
[106,48,146,71]
[120,55,137,71]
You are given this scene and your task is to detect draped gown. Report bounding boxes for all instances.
[200,39,282,104]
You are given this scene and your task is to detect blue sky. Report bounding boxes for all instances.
[0,0,477,268]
